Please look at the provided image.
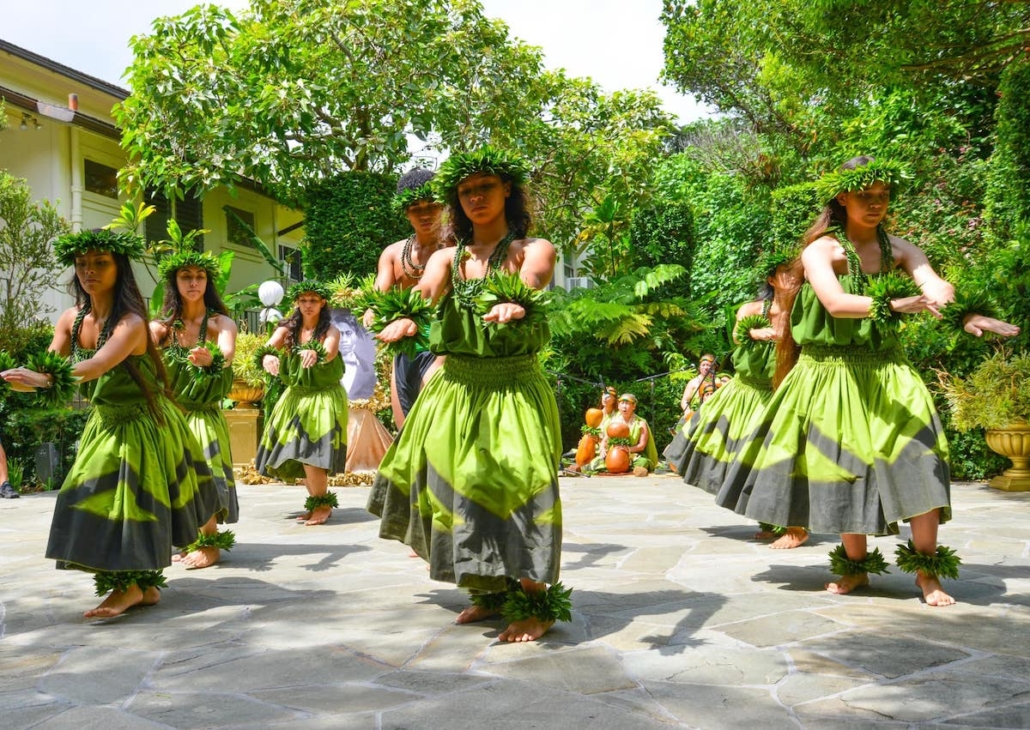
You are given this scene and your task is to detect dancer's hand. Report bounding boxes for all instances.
[748,327,777,342]
[483,302,525,324]
[299,348,319,369]
[890,295,941,318]
[964,315,1020,338]
[1,367,47,391]
[362,308,375,329]
[376,318,417,342]
[262,354,280,376]
[188,345,213,367]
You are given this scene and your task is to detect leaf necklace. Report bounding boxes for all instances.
[450,230,516,311]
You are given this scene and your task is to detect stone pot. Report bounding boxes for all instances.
[984,420,1030,491]
[228,378,264,409]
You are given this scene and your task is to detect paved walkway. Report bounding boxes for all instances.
[2,475,1029,729]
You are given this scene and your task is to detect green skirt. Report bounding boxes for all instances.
[256,384,348,480]
[665,376,772,494]
[368,353,563,593]
[718,345,951,535]
[46,397,220,572]
[185,406,239,524]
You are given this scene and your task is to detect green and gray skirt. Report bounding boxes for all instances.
[369,353,563,593]
[256,352,348,480]
[46,358,219,572]
[718,344,951,535]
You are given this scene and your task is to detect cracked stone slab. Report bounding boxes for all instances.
[40,646,161,705]
[31,705,171,730]
[796,673,1030,724]
[126,690,301,728]
[942,702,1030,728]
[148,646,389,692]
[479,645,637,695]
[775,672,873,707]
[718,610,846,648]
[623,644,789,685]
[373,670,491,695]
[250,683,416,714]
[643,680,797,729]
[379,678,663,730]
[797,631,970,679]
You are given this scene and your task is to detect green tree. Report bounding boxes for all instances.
[115,0,552,204]
[0,171,70,351]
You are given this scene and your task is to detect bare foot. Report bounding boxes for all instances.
[753,529,777,540]
[770,527,809,550]
[172,551,187,562]
[84,585,146,618]
[181,546,220,570]
[408,550,419,558]
[295,511,312,521]
[141,586,162,606]
[916,573,956,607]
[825,573,870,595]
[304,505,331,526]
[632,466,649,477]
[499,616,554,642]
[455,604,498,624]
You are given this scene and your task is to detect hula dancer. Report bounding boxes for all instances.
[368,146,569,642]
[664,253,809,549]
[255,281,347,526]
[679,354,717,419]
[719,157,1019,605]
[1,229,218,618]
[365,168,452,428]
[151,251,239,568]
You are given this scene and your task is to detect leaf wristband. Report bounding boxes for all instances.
[27,351,77,406]
[939,290,997,332]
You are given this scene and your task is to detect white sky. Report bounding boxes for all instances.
[2,0,709,124]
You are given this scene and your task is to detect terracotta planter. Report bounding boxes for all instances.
[984,420,1030,491]
[228,378,264,409]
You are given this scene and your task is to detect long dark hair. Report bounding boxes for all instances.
[281,300,332,351]
[157,269,230,342]
[69,252,170,418]
[445,174,533,242]
[772,155,878,389]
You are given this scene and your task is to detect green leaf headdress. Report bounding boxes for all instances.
[287,280,332,303]
[814,158,909,204]
[157,250,221,283]
[53,229,145,266]
[433,146,532,199]
[754,248,796,284]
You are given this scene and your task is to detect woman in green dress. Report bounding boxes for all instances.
[719,157,1019,606]
[368,146,569,643]
[151,251,238,568]
[255,281,347,526]
[665,254,809,549]
[2,230,218,618]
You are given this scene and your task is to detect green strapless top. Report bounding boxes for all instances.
[164,354,233,409]
[730,339,776,383]
[74,348,156,408]
[280,349,345,389]
[429,294,550,358]
[791,276,900,351]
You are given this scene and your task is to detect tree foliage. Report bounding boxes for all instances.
[0,171,70,351]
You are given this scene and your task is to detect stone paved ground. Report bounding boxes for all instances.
[2,474,1030,729]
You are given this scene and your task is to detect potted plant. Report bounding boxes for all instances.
[229,332,268,408]
[939,350,1030,491]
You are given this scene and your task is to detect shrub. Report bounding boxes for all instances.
[303,172,408,280]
